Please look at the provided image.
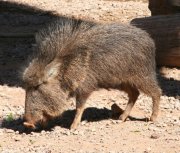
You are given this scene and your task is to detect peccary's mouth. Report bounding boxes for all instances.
[23,122,36,129]
[23,120,47,130]
[23,113,50,130]
[23,115,40,130]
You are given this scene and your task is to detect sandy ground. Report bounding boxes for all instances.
[0,0,180,153]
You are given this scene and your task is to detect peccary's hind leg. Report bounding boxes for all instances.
[149,85,161,122]
[137,79,161,122]
[119,84,140,121]
[150,94,161,122]
[70,94,89,130]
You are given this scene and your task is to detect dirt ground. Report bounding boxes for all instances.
[0,0,180,153]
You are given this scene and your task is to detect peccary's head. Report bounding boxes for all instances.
[23,19,93,129]
[23,58,68,129]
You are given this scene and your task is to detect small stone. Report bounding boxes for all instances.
[31,132,40,137]
[155,123,167,128]
[65,131,71,136]
[5,129,14,133]
[31,132,35,135]
[15,131,19,134]
[174,101,180,110]
[111,120,117,124]
[72,130,78,135]
[0,130,4,136]
[150,133,160,139]
[91,128,96,132]
[41,130,46,134]
[144,147,151,153]
[148,126,164,132]
[78,131,84,136]
[13,136,21,141]
[116,120,123,124]
[81,120,87,125]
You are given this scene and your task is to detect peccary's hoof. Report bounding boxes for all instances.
[150,115,157,122]
[70,123,78,130]
[119,114,128,122]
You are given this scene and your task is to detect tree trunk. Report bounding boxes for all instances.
[131,14,180,67]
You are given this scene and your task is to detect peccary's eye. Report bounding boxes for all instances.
[42,80,48,84]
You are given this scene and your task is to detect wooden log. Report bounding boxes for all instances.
[131,14,180,67]
[149,0,180,15]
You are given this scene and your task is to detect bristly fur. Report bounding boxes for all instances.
[35,18,95,63]
[23,19,95,87]
[23,18,161,128]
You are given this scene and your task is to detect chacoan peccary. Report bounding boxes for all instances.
[23,19,161,129]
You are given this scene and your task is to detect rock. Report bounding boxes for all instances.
[144,147,151,153]
[155,123,167,127]
[53,126,61,131]
[111,120,117,124]
[15,131,19,134]
[81,120,87,125]
[174,100,180,109]
[91,128,96,132]
[0,130,4,136]
[65,131,71,136]
[13,136,21,141]
[78,131,84,136]
[150,133,160,139]
[41,130,46,134]
[148,126,165,132]
[5,129,14,133]
[72,130,78,135]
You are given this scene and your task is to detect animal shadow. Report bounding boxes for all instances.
[1,106,153,133]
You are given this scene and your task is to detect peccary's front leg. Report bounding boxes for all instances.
[70,94,89,130]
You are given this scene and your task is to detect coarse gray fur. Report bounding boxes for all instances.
[23,18,161,129]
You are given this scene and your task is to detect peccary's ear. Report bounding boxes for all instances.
[23,59,44,87]
[44,59,61,81]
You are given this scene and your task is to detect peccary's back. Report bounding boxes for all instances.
[77,24,156,84]
[35,20,156,87]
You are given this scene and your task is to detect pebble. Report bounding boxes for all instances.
[150,133,160,139]
[0,131,3,136]
[72,130,79,135]
[41,130,46,134]
[5,129,14,133]
[81,120,87,125]
[148,126,164,132]
[91,128,96,132]
[13,136,21,141]
[174,100,180,110]
[65,131,71,136]
[78,131,84,136]
[15,131,19,134]
[144,147,151,153]
[155,123,167,127]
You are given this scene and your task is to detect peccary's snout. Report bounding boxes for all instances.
[23,112,49,129]
[23,121,36,129]
[23,113,37,129]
